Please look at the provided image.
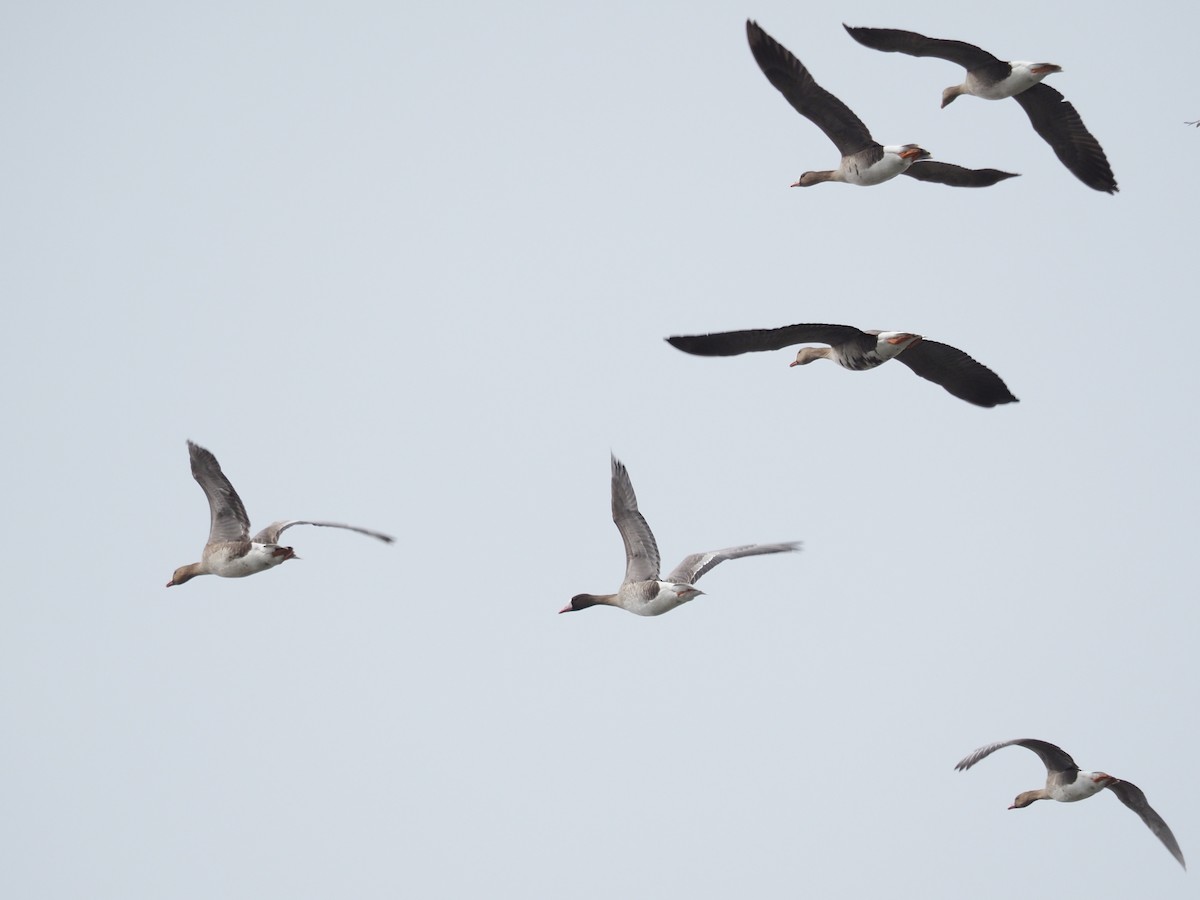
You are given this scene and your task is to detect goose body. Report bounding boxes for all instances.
[747,20,1017,189]
[166,441,394,587]
[843,25,1116,193]
[666,323,1017,408]
[956,738,1185,868]
[561,455,801,616]
[200,541,295,578]
[955,62,1056,102]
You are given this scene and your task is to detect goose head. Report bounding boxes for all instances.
[166,563,201,587]
[790,346,833,367]
[791,170,838,187]
[560,593,607,613]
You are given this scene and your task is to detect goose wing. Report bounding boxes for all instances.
[842,25,1001,70]
[187,441,251,544]
[1012,83,1117,193]
[893,339,1018,407]
[251,520,394,545]
[1106,780,1186,869]
[956,738,1078,774]
[667,323,871,357]
[665,543,801,585]
[902,161,1019,187]
[610,455,661,585]
[747,20,876,158]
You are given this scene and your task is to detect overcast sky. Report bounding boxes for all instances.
[4,0,1199,897]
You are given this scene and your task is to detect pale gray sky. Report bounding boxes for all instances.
[3,1,1198,897]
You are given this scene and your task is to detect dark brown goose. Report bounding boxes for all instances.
[746,20,1017,188]
[957,738,1185,869]
[843,25,1116,193]
[666,324,1017,408]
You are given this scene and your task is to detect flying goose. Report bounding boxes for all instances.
[843,25,1117,193]
[666,323,1017,408]
[956,738,1185,869]
[746,20,1017,188]
[166,440,394,587]
[560,455,800,616]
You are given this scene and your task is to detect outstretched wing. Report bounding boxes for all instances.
[667,324,871,357]
[1106,780,1186,869]
[902,161,1019,188]
[747,20,876,158]
[187,441,251,544]
[955,738,1079,775]
[610,455,660,584]
[664,542,801,585]
[252,520,395,545]
[842,25,1001,70]
[893,339,1018,407]
[1013,83,1117,194]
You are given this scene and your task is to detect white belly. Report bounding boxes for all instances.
[968,68,1042,100]
[843,154,906,186]
[210,543,286,578]
[1051,773,1109,803]
[625,582,694,616]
